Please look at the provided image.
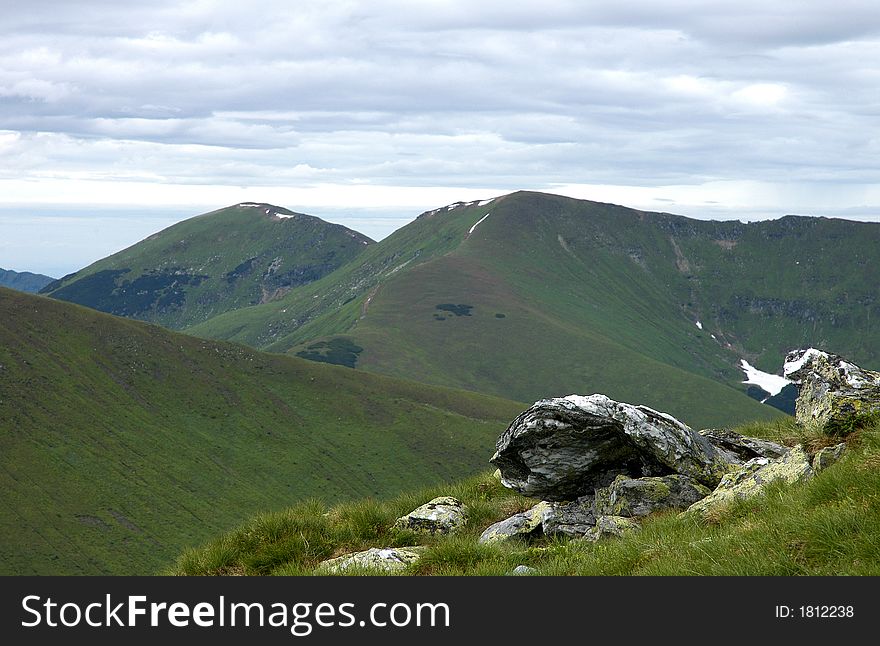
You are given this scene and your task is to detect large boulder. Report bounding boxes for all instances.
[812,442,846,472]
[685,445,814,518]
[392,496,466,535]
[490,394,730,501]
[594,474,710,518]
[784,348,880,429]
[317,546,425,573]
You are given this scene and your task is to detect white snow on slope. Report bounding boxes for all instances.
[695,320,703,330]
[468,212,490,235]
[740,359,791,397]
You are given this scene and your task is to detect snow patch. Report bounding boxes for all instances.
[741,359,791,397]
[710,334,717,340]
[273,211,294,219]
[695,320,703,330]
[468,212,490,235]
[239,202,261,208]
[478,198,495,206]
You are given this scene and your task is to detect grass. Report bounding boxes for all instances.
[0,288,523,575]
[170,417,880,576]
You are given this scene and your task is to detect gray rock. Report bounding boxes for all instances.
[812,442,847,472]
[541,496,596,537]
[479,502,549,544]
[699,429,788,463]
[582,515,640,542]
[686,445,814,518]
[594,474,711,518]
[784,348,880,429]
[508,565,538,576]
[392,496,466,535]
[318,546,425,573]
[490,394,730,501]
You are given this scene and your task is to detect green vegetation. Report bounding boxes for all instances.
[41,203,373,329]
[0,288,523,574]
[295,337,363,368]
[172,417,880,576]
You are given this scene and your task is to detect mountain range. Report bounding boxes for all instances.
[43,191,880,429]
[0,268,55,293]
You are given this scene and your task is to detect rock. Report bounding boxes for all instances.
[318,546,425,573]
[812,442,847,472]
[686,445,814,518]
[492,468,502,480]
[699,429,788,463]
[490,394,730,501]
[784,348,880,429]
[392,496,466,535]
[594,474,711,518]
[582,515,640,542]
[508,565,538,576]
[541,496,596,538]
[479,502,550,544]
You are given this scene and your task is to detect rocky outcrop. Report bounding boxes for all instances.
[784,348,880,429]
[318,546,425,573]
[541,497,596,537]
[479,502,549,544]
[594,474,710,518]
[685,446,813,518]
[812,442,846,472]
[583,516,640,542]
[698,429,787,463]
[392,496,466,535]
[490,394,730,501]
[508,565,538,576]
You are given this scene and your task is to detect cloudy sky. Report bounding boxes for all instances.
[2,1,880,276]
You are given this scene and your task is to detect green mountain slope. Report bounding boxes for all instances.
[0,288,522,575]
[0,268,55,293]
[187,191,880,427]
[40,203,373,329]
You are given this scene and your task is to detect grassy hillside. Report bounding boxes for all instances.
[41,203,373,329]
[188,193,841,428]
[171,416,880,576]
[0,288,523,575]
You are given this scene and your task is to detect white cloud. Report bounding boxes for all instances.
[1,0,880,273]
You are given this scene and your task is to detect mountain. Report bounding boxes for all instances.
[0,268,55,293]
[40,203,373,329]
[0,287,522,574]
[186,190,880,428]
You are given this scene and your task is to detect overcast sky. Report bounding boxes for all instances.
[2,0,880,276]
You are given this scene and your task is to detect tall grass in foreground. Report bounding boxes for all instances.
[169,419,880,576]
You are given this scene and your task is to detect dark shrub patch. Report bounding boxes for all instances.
[296,338,363,368]
[436,303,473,317]
[495,313,506,319]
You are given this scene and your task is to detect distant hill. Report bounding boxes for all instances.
[0,288,522,574]
[40,203,373,329]
[187,191,880,428]
[0,268,54,293]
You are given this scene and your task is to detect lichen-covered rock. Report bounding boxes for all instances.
[582,515,640,542]
[541,496,596,537]
[594,474,711,518]
[479,502,550,544]
[392,496,466,535]
[685,445,814,518]
[812,442,846,472]
[490,394,730,501]
[784,348,880,429]
[508,565,538,576]
[699,429,788,463]
[318,546,425,573]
